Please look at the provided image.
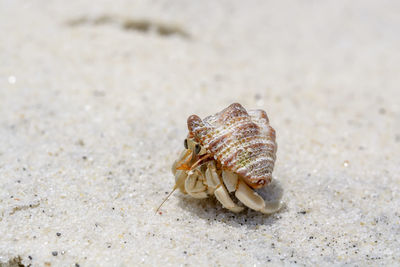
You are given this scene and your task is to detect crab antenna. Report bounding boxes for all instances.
[189,154,212,171]
[155,171,187,213]
[155,186,178,213]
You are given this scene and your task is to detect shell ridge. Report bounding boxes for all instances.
[187,103,277,188]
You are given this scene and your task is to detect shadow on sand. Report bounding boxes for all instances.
[176,178,286,229]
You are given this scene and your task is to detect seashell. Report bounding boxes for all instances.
[187,103,277,189]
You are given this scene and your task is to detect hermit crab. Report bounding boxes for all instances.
[158,103,282,214]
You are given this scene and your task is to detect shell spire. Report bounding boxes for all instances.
[187,103,277,189]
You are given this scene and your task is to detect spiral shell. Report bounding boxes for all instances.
[187,103,277,189]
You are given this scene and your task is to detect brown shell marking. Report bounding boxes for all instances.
[187,103,277,189]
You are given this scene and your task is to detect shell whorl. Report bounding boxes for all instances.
[187,103,277,189]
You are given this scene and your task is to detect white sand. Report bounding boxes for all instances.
[1,0,400,266]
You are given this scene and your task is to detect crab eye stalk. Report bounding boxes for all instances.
[195,144,201,154]
[184,139,188,149]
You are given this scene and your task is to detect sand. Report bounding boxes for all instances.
[1,0,400,266]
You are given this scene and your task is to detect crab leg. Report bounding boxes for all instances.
[222,170,281,214]
[262,199,282,214]
[205,162,244,213]
[222,170,239,192]
[235,179,281,214]
[214,185,244,213]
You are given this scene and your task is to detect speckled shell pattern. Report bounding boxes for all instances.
[187,103,277,189]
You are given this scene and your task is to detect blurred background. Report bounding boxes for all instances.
[1,0,399,266]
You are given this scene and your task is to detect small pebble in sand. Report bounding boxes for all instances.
[8,76,16,84]
[52,251,58,256]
